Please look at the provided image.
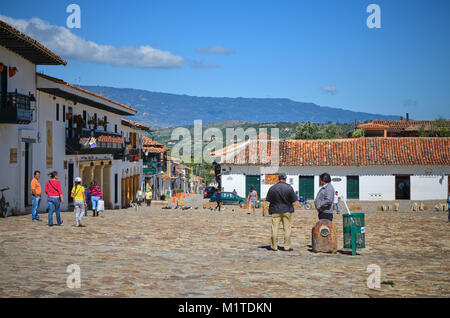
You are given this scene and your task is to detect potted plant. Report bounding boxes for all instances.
[88,115,97,129]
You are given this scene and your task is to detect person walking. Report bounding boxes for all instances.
[447,191,450,222]
[334,191,340,215]
[84,184,91,214]
[145,187,153,206]
[266,173,297,252]
[215,189,222,212]
[45,171,64,227]
[71,177,87,227]
[136,187,144,206]
[30,170,42,221]
[314,173,335,221]
[248,186,258,215]
[89,181,102,217]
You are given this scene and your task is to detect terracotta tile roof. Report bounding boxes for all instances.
[121,118,149,130]
[216,137,450,167]
[37,73,137,113]
[142,136,163,147]
[357,123,389,129]
[358,120,442,132]
[0,19,66,65]
[211,131,276,157]
[143,146,168,153]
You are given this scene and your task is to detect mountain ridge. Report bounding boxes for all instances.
[80,85,399,127]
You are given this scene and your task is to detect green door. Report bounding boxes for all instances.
[347,176,359,199]
[246,175,261,199]
[299,176,314,201]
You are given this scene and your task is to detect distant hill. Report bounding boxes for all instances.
[147,121,356,147]
[81,86,399,127]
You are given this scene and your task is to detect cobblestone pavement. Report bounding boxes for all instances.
[0,206,449,298]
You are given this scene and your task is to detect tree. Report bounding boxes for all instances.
[292,121,323,139]
[418,118,450,137]
[352,128,365,138]
[292,122,346,139]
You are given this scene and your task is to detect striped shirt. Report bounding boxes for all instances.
[89,185,102,197]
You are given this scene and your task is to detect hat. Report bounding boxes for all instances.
[278,173,287,180]
[74,177,82,183]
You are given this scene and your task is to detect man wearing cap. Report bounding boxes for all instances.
[266,173,297,251]
[314,173,336,221]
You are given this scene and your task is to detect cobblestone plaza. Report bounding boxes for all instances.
[0,207,449,298]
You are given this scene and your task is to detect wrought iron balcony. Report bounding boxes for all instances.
[65,128,125,155]
[0,91,34,124]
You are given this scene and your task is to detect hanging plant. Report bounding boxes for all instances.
[0,63,4,73]
[8,66,18,77]
[66,113,72,120]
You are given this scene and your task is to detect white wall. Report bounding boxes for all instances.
[0,46,37,213]
[0,46,36,96]
[220,164,450,201]
[411,175,448,200]
[359,175,396,201]
[221,173,245,197]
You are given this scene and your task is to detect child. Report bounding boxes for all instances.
[71,177,87,227]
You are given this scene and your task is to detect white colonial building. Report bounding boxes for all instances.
[213,135,450,202]
[0,19,148,215]
[0,20,66,214]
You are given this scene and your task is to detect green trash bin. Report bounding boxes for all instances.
[343,213,365,255]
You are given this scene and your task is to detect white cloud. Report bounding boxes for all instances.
[189,60,220,69]
[0,15,185,68]
[321,86,337,94]
[195,45,235,55]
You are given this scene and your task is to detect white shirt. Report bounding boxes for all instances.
[333,195,339,204]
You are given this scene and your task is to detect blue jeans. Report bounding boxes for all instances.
[91,196,101,211]
[31,195,41,220]
[48,197,62,226]
[334,203,340,214]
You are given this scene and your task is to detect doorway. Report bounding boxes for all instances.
[347,176,360,199]
[245,175,260,199]
[299,176,314,200]
[68,163,74,203]
[24,142,31,207]
[395,175,411,200]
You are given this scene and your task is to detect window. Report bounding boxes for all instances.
[115,124,118,133]
[83,110,87,128]
[104,115,107,131]
[0,67,7,108]
[56,104,59,121]
[114,173,118,204]
[63,105,66,122]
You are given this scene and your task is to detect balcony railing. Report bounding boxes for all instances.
[0,91,33,124]
[65,128,125,155]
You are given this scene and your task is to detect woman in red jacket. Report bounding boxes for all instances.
[45,171,64,226]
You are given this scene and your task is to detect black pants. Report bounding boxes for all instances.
[146,199,152,206]
[318,212,333,221]
[215,202,222,210]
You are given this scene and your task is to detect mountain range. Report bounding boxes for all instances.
[81,86,399,128]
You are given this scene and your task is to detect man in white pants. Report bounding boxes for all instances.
[71,177,87,227]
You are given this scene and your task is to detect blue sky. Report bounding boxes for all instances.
[1,0,449,120]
